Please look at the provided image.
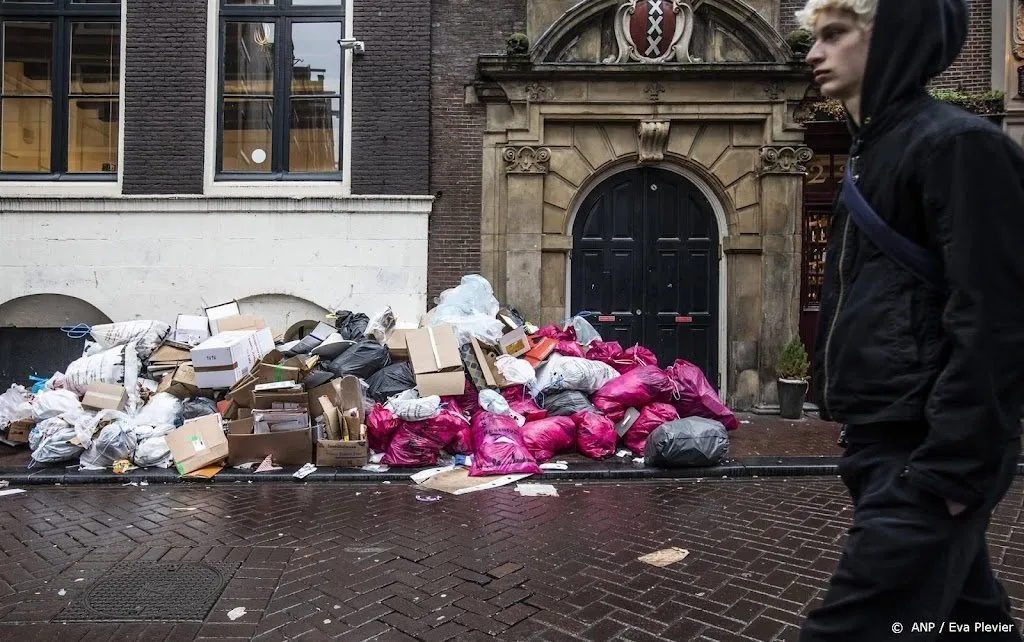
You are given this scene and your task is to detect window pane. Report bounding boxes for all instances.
[67,98,117,172]
[223,22,275,95]
[1,97,51,172]
[2,22,52,95]
[289,97,338,173]
[222,98,272,171]
[291,22,340,95]
[70,22,120,95]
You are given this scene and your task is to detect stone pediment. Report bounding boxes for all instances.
[532,0,791,65]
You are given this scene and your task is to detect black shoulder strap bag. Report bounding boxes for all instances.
[840,163,945,290]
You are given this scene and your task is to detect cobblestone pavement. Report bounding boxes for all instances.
[0,478,1020,641]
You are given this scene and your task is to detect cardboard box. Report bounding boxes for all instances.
[226,373,258,408]
[227,421,312,466]
[166,414,229,475]
[252,391,308,410]
[6,419,33,444]
[81,382,128,411]
[205,300,241,334]
[191,328,275,389]
[498,327,530,358]
[469,338,510,389]
[174,314,211,346]
[216,314,267,334]
[307,379,343,419]
[387,329,412,360]
[315,439,368,468]
[149,342,192,365]
[407,324,465,396]
[157,364,199,399]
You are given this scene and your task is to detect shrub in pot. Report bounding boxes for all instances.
[776,335,809,419]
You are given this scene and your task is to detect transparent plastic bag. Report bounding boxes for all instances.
[364,306,397,344]
[31,419,84,464]
[134,435,172,468]
[74,409,126,449]
[132,393,182,430]
[429,274,504,346]
[568,315,602,346]
[80,420,138,469]
[478,389,525,426]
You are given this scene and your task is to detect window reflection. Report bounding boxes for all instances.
[222,98,273,171]
[70,22,119,94]
[224,22,274,95]
[67,98,116,172]
[1,97,51,172]
[291,22,339,95]
[3,22,52,95]
[289,97,337,172]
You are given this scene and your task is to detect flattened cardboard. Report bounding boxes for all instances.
[81,382,128,411]
[470,338,509,389]
[227,426,312,466]
[227,416,255,435]
[216,314,266,334]
[415,371,467,397]
[315,439,368,468]
[407,324,462,375]
[320,397,344,440]
[238,407,253,420]
[6,419,33,444]
[166,414,228,475]
[255,363,301,385]
[252,391,308,410]
[157,364,199,399]
[307,379,343,418]
[227,373,258,408]
[149,343,192,364]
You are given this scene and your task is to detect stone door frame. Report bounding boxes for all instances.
[563,159,729,392]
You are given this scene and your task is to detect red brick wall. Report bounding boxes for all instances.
[780,0,991,94]
[428,0,526,302]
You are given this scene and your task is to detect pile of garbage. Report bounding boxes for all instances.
[0,274,737,476]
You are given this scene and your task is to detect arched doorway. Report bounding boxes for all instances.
[570,166,721,383]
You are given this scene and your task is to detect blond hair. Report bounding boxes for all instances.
[795,0,877,30]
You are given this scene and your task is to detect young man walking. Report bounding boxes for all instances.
[797,0,1024,639]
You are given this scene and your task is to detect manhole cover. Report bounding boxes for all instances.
[56,561,237,622]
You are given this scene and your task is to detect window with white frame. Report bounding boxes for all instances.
[217,0,343,180]
[0,0,120,179]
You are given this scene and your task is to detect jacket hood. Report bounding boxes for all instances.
[859,0,968,126]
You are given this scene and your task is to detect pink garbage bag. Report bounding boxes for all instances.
[382,409,469,467]
[500,385,530,404]
[624,402,678,456]
[367,404,400,453]
[615,345,659,374]
[534,324,576,342]
[521,417,576,463]
[442,378,480,418]
[591,365,675,423]
[469,413,541,476]
[586,340,623,364]
[446,423,474,455]
[554,340,586,359]
[572,411,617,459]
[665,359,739,430]
[509,397,547,423]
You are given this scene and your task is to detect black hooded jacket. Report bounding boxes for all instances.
[813,0,1024,506]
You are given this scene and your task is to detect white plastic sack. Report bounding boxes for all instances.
[478,389,526,427]
[30,418,84,464]
[0,384,34,428]
[80,420,138,469]
[569,316,602,346]
[63,341,141,395]
[134,435,172,468]
[132,393,182,430]
[533,354,620,395]
[388,395,442,422]
[495,356,536,387]
[32,389,82,421]
[90,320,170,360]
[429,274,504,346]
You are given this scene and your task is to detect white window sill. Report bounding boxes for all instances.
[203,180,350,199]
[0,181,123,199]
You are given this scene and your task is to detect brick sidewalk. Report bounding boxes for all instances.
[0,479,1019,640]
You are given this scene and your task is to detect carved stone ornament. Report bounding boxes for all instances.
[524,82,554,102]
[759,146,813,174]
[644,82,666,101]
[1015,0,1024,60]
[503,146,552,174]
[637,121,671,163]
[604,0,697,64]
[764,81,781,100]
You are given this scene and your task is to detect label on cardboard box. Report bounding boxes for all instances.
[316,439,368,468]
[499,327,530,358]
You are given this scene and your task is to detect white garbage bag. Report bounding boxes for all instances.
[429,274,505,346]
[132,393,182,430]
[0,384,34,428]
[533,354,620,395]
[32,389,82,421]
[89,320,171,360]
[30,417,84,464]
[389,396,442,422]
[134,435,172,468]
[495,356,536,387]
[73,409,125,449]
[63,341,141,395]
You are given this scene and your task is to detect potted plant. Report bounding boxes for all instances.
[776,335,809,419]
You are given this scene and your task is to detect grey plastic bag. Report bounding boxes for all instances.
[540,390,596,417]
[644,417,728,468]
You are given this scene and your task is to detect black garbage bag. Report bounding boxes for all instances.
[334,310,369,340]
[180,397,219,423]
[366,362,417,403]
[326,339,391,379]
[541,389,597,417]
[644,417,729,468]
[303,367,335,389]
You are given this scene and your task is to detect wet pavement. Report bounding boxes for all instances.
[0,478,1020,641]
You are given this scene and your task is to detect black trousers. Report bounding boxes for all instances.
[800,434,1022,641]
